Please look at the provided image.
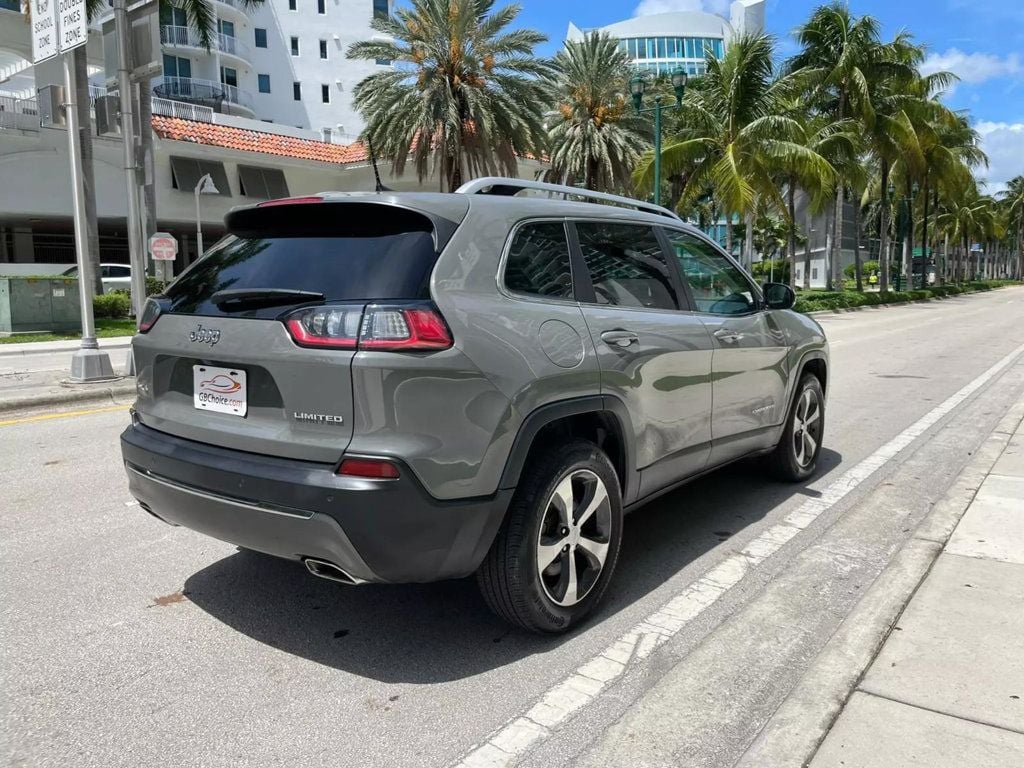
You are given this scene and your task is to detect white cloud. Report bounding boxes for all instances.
[975,121,1024,193]
[634,0,731,17]
[921,48,1021,84]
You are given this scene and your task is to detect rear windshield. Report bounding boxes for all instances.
[163,203,441,317]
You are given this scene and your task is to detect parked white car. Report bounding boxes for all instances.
[62,263,132,294]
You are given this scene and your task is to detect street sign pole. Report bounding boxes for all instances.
[62,52,116,380]
[35,0,115,381]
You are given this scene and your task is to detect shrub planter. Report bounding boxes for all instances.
[0,277,81,335]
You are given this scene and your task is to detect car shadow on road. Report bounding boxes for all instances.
[184,448,842,683]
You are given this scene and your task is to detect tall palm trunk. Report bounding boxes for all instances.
[73,47,103,298]
[823,204,835,291]
[878,163,891,293]
[853,195,863,292]
[744,210,754,273]
[832,185,845,290]
[803,205,813,290]
[787,178,797,289]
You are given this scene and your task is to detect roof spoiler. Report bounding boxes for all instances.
[455,177,682,222]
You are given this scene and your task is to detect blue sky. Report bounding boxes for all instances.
[509,0,1024,191]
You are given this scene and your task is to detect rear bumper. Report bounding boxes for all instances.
[120,422,511,583]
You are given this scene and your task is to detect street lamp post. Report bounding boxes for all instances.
[194,173,219,258]
[630,68,688,208]
[903,181,919,291]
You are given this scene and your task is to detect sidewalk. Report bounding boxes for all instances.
[0,337,136,413]
[810,415,1024,767]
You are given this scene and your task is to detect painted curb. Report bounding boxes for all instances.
[0,380,137,415]
[734,396,1024,768]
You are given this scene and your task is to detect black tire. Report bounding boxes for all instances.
[477,440,623,634]
[768,373,825,482]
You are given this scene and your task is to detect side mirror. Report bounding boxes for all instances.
[763,282,795,310]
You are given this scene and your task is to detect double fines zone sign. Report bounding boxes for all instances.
[31,0,88,63]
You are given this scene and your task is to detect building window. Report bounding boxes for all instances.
[217,19,234,38]
[238,165,290,199]
[321,84,330,103]
[812,267,819,280]
[290,36,299,56]
[293,82,301,100]
[288,0,296,9]
[163,55,191,79]
[375,58,390,66]
[258,74,271,93]
[254,28,267,48]
[317,0,325,13]
[169,156,230,196]
[373,0,388,19]
[220,66,237,88]
[319,39,328,59]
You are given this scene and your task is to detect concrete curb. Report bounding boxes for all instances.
[734,395,1024,768]
[0,379,137,415]
[0,337,133,357]
[803,284,1020,317]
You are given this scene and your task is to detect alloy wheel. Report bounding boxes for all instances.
[535,469,613,607]
[792,387,822,468]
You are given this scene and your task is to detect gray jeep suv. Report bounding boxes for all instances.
[121,178,828,633]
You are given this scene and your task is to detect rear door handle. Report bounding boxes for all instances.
[601,330,639,348]
[713,329,743,344]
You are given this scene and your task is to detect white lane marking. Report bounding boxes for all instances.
[451,341,1024,768]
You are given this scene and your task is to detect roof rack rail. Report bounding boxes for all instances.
[455,177,682,222]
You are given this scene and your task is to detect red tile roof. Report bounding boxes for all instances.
[151,115,369,165]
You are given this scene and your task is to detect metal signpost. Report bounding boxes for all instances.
[148,232,177,283]
[34,0,115,381]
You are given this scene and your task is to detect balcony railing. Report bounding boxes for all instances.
[216,32,250,59]
[161,25,250,60]
[0,95,39,132]
[152,96,216,123]
[153,76,254,113]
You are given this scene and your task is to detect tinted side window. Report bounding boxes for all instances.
[504,222,573,300]
[576,222,677,310]
[666,230,756,315]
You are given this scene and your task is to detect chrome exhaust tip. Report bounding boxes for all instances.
[304,558,362,586]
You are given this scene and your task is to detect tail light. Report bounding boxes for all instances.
[138,298,162,333]
[285,303,452,351]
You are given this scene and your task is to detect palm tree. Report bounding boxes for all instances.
[999,175,1024,279]
[937,181,997,282]
[788,3,915,290]
[348,0,551,192]
[635,32,833,270]
[545,32,649,192]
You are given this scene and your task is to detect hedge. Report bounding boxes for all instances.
[793,280,1019,315]
[93,292,131,319]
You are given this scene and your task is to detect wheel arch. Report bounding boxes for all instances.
[498,396,639,504]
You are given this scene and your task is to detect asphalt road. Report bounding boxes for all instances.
[3,288,1024,768]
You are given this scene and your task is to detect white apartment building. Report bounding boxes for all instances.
[157,0,391,140]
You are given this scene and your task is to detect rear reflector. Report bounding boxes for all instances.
[338,458,400,479]
[284,303,452,351]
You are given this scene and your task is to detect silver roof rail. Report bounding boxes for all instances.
[455,177,682,222]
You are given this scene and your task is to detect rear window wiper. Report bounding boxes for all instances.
[210,289,326,308]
